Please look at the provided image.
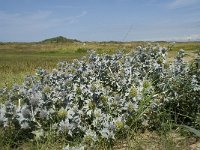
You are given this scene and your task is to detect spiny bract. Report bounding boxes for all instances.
[0,45,200,149]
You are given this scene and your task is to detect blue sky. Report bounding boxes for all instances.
[0,0,200,42]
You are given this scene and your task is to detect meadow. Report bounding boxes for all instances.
[0,40,144,88]
[0,39,200,150]
[0,40,199,88]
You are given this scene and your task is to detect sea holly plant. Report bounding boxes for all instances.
[0,44,200,148]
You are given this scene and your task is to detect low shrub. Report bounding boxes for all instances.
[0,45,199,148]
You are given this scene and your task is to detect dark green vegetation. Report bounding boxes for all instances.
[41,36,80,43]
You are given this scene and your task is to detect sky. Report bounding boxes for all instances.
[0,0,200,42]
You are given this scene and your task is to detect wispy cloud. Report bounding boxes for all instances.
[0,10,87,41]
[167,0,200,9]
[187,34,200,41]
[0,10,87,27]
[161,34,200,41]
[68,11,87,24]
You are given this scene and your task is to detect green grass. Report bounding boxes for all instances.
[0,122,196,150]
[0,41,199,88]
[171,42,200,51]
[0,53,82,88]
[0,41,142,88]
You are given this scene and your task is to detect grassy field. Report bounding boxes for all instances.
[0,41,143,88]
[0,41,199,88]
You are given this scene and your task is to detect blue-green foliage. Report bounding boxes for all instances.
[0,45,199,147]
